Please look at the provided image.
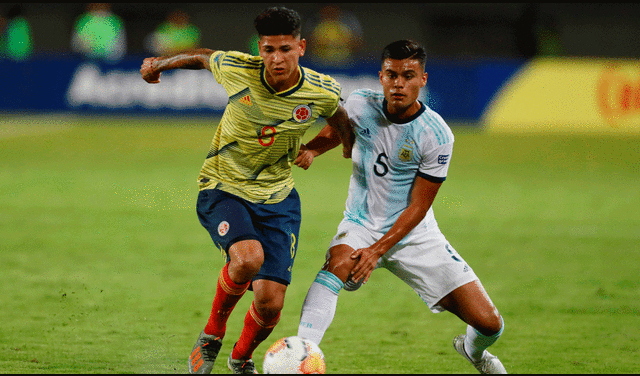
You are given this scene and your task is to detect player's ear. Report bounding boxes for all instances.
[257,35,266,57]
[299,38,306,56]
[421,72,428,87]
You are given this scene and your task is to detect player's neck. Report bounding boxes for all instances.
[384,100,423,123]
[265,67,301,93]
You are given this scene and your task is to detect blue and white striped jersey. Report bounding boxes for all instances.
[342,89,454,244]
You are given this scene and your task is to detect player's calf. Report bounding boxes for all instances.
[298,270,344,345]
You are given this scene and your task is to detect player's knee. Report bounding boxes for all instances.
[324,254,356,282]
[234,256,263,276]
[229,242,264,276]
[325,256,361,292]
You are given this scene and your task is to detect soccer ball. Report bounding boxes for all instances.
[263,336,326,374]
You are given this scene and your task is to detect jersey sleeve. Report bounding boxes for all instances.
[343,90,357,115]
[315,73,342,118]
[343,89,367,130]
[208,50,227,85]
[417,107,455,183]
[417,142,453,183]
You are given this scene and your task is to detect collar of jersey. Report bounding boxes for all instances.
[382,99,426,124]
[260,65,305,97]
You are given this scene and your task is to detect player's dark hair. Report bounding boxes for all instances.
[254,7,302,37]
[381,40,426,69]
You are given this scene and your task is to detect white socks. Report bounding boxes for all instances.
[464,316,504,361]
[298,270,343,345]
[298,270,505,359]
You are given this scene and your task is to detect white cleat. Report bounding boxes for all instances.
[453,334,507,374]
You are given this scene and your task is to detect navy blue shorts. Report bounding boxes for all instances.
[196,188,301,286]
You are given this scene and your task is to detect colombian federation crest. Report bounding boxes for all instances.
[218,221,230,237]
[293,104,312,123]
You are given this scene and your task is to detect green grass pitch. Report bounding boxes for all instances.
[1,114,639,373]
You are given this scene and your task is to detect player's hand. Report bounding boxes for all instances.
[349,247,381,284]
[141,57,161,83]
[294,144,314,170]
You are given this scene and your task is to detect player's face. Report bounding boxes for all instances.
[379,58,427,117]
[259,34,306,92]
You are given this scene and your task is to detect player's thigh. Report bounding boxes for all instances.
[325,219,380,283]
[383,237,478,313]
[196,188,260,256]
[249,188,301,286]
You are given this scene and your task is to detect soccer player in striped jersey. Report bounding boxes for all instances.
[296,40,507,374]
[140,7,351,374]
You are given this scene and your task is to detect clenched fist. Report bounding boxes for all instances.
[140,57,161,83]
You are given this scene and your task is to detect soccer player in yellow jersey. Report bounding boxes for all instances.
[140,7,351,374]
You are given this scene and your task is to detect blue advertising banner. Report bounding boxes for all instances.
[0,55,523,122]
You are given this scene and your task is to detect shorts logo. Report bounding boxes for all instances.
[438,154,449,164]
[293,104,312,123]
[218,221,230,237]
[337,231,348,240]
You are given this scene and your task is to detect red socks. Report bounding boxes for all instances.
[203,263,281,360]
[203,263,250,338]
[231,301,281,361]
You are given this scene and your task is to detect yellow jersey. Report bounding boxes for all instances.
[198,50,341,204]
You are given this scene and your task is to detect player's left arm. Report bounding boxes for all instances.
[349,176,443,284]
[295,106,355,170]
[294,124,342,170]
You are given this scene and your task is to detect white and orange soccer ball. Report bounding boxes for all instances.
[263,336,326,374]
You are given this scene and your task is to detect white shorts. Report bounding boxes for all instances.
[328,219,478,313]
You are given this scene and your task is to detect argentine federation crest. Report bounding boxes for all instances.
[399,147,413,162]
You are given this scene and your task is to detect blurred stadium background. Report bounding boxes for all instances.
[2,3,639,374]
[1,3,640,129]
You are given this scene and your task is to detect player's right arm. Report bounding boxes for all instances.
[349,176,443,284]
[140,48,215,84]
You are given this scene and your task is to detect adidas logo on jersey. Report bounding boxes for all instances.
[359,128,371,138]
[239,95,252,106]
